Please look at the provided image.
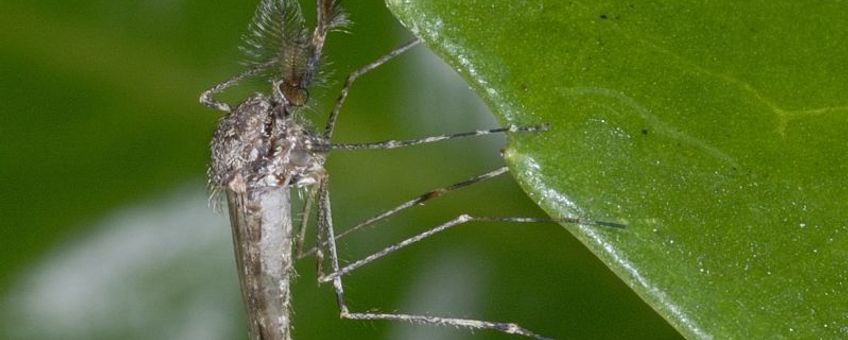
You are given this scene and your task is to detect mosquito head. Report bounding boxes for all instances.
[272,80,309,107]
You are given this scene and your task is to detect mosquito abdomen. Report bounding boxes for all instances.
[228,188,295,340]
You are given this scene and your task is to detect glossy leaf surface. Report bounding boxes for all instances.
[387,1,848,338]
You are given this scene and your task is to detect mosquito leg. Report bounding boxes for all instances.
[294,185,318,257]
[314,175,349,308]
[331,124,548,151]
[324,38,421,139]
[320,214,622,283]
[299,166,510,259]
[199,62,273,113]
[313,175,555,340]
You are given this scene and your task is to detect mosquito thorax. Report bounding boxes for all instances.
[209,93,327,192]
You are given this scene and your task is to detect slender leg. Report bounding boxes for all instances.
[199,62,273,113]
[324,38,421,139]
[331,124,548,151]
[294,185,318,257]
[299,167,510,259]
[314,176,555,340]
[320,214,621,283]
[300,165,623,261]
[314,176,348,312]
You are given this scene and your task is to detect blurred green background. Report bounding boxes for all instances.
[0,1,680,339]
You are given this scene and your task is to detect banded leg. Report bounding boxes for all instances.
[331,124,548,151]
[324,38,421,139]
[314,176,555,340]
[199,62,273,112]
[299,166,510,259]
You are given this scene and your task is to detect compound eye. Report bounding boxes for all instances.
[280,83,309,106]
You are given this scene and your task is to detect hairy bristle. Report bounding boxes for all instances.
[240,0,311,78]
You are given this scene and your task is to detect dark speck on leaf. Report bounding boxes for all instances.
[600,14,608,19]
[641,128,649,135]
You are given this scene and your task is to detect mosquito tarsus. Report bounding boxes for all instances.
[201,1,622,339]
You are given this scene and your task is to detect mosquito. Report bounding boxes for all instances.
[200,1,622,339]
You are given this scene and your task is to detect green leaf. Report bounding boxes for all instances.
[387,0,848,338]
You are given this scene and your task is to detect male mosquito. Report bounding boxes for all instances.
[200,1,622,339]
